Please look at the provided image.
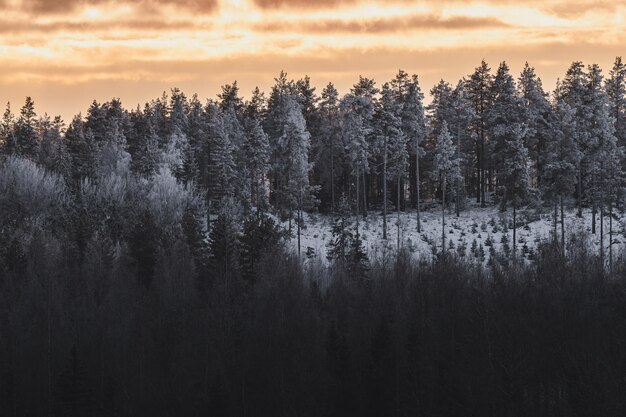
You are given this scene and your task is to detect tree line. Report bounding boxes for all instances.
[1,58,626,415]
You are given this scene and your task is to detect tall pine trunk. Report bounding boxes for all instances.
[600,205,604,267]
[456,121,461,217]
[577,163,583,217]
[362,171,368,218]
[397,177,401,250]
[416,132,421,232]
[330,133,335,214]
[560,194,565,254]
[442,176,446,252]
[297,190,302,257]
[553,200,558,244]
[512,202,517,259]
[609,203,613,270]
[383,139,388,240]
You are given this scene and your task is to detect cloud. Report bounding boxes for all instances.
[252,0,356,9]
[19,0,218,14]
[0,18,203,34]
[255,14,510,34]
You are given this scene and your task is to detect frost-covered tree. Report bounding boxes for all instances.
[206,103,236,207]
[375,83,406,243]
[466,60,493,206]
[451,81,475,216]
[242,116,270,207]
[394,71,427,231]
[557,61,587,216]
[278,96,315,255]
[0,102,14,155]
[518,63,552,186]
[94,119,131,178]
[9,97,39,159]
[586,64,625,262]
[498,124,532,258]
[541,100,579,247]
[606,57,626,167]
[341,94,371,233]
[318,82,342,213]
[432,122,461,252]
[488,61,524,182]
[375,83,409,249]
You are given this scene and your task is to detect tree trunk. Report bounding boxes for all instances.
[610,203,613,271]
[577,164,582,217]
[362,171,368,218]
[416,134,421,232]
[560,195,565,254]
[553,200,558,244]
[397,177,401,251]
[592,205,596,234]
[297,190,302,257]
[383,141,388,240]
[456,120,461,217]
[480,123,485,207]
[442,176,446,252]
[600,205,604,267]
[513,202,517,259]
[330,133,335,214]
[356,166,360,236]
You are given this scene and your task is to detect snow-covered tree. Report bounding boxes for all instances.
[466,60,493,206]
[394,71,427,231]
[518,62,552,186]
[318,82,342,213]
[498,124,532,258]
[432,122,461,252]
[541,99,579,247]
[557,61,587,216]
[242,116,270,207]
[375,83,406,244]
[341,94,371,234]
[606,57,626,167]
[488,61,524,182]
[279,96,315,255]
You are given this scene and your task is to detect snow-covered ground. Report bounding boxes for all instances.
[281,203,626,266]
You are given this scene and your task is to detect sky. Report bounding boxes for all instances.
[0,0,624,123]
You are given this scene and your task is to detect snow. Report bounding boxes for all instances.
[280,203,626,266]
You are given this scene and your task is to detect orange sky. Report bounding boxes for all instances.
[1,0,624,122]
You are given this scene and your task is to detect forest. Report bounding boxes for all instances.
[1,57,626,416]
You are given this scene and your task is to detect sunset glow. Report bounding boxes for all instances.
[1,0,624,121]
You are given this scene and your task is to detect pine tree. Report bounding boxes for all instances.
[318,82,342,213]
[342,94,371,235]
[541,99,578,249]
[466,60,493,206]
[606,57,626,169]
[586,64,624,264]
[395,71,427,232]
[557,61,587,216]
[432,122,461,252]
[240,211,284,283]
[518,62,551,186]
[488,61,523,181]
[379,83,408,249]
[451,81,475,216]
[498,124,532,258]
[206,103,236,206]
[242,116,270,207]
[278,96,315,256]
[65,116,95,183]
